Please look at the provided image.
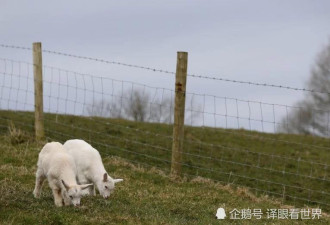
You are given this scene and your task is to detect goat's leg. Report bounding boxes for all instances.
[53,188,63,207]
[33,168,46,198]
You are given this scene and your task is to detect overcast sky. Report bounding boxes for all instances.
[1,0,330,131]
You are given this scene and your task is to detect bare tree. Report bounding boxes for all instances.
[148,98,174,123]
[86,89,201,124]
[86,89,171,122]
[123,90,149,122]
[86,99,122,118]
[278,40,330,136]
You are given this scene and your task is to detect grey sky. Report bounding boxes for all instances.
[1,0,330,131]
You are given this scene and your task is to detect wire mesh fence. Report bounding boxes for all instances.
[0,45,329,211]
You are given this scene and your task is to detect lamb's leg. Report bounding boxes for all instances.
[33,168,46,198]
[62,189,71,206]
[52,188,63,207]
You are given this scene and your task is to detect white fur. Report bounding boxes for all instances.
[63,139,123,199]
[33,142,93,207]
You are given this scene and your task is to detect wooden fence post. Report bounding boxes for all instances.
[33,42,44,141]
[171,52,188,176]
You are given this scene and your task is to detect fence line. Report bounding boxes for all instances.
[2,82,328,168]
[1,57,330,152]
[1,57,330,148]
[1,46,330,210]
[1,56,329,115]
[1,43,330,94]
[3,56,328,114]
[1,57,330,161]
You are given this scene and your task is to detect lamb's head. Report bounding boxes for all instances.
[61,180,93,206]
[100,173,123,199]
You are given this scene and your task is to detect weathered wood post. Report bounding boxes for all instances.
[171,52,188,176]
[33,42,44,141]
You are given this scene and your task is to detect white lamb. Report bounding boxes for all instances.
[63,139,123,199]
[33,142,93,207]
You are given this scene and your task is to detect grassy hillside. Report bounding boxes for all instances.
[0,110,329,212]
[0,134,329,224]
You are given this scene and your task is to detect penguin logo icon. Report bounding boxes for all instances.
[216,208,226,219]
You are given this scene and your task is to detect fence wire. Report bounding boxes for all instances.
[0,53,330,210]
[1,43,330,94]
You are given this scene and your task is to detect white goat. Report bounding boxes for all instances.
[63,139,123,199]
[33,142,93,207]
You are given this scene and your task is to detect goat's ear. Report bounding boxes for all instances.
[80,183,93,190]
[61,180,70,191]
[103,173,108,182]
[113,179,123,184]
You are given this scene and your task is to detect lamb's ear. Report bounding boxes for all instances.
[61,180,70,191]
[103,173,108,182]
[113,179,123,184]
[80,183,93,190]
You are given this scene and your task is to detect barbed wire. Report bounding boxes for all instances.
[0,44,175,74]
[1,44,330,95]
[187,73,328,94]
[4,56,328,111]
[1,55,330,209]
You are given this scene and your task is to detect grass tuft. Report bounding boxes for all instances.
[7,121,31,145]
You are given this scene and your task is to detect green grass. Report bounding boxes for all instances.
[0,135,329,224]
[0,110,329,213]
